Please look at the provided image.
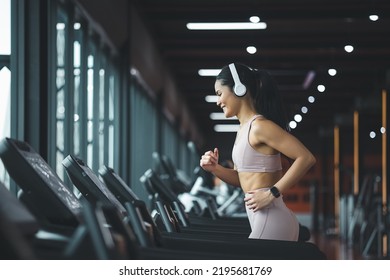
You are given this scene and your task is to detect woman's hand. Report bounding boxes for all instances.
[244,189,274,212]
[200,148,219,173]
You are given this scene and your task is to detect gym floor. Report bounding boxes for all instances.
[311,232,371,260]
[296,215,386,260]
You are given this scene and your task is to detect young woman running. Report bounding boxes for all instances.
[200,63,316,241]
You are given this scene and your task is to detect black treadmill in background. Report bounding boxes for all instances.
[0,138,83,231]
[0,137,84,258]
[62,155,267,260]
[62,155,131,217]
[0,181,37,259]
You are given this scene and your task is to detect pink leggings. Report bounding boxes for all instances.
[245,190,299,241]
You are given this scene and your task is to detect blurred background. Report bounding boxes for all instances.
[0,0,389,259]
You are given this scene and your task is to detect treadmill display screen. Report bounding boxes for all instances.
[0,138,82,226]
[63,155,126,214]
[22,152,82,212]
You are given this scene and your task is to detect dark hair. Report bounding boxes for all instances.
[216,63,289,130]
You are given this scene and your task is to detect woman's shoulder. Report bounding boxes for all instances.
[251,116,273,129]
[251,117,284,139]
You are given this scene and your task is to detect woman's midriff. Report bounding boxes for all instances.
[238,170,283,193]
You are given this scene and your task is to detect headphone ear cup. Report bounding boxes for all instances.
[234,83,247,97]
[229,63,247,97]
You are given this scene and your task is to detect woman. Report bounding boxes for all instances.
[200,63,316,241]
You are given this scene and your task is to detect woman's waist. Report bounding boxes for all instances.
[239,171,282,193]
[244,188,285,208]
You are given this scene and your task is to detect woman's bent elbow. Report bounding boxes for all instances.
[308,153,316,168]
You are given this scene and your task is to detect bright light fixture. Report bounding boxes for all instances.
[317,85,325,93]
[186,22,267,30]
[205,95,218,103]
[289,121,297,129]
[369,15,379,21]
[328,69,337,76]
[198,69,221,76]
[210,112,237,120]
[294,114,302,123]
[246,46,257,54]
[344,45,354,53]
[301,106,308,114]
[249,16,260,23]
[56,23,65,30]
[308,96,315,103]
[74,22,81,30]
[214,124,240,132]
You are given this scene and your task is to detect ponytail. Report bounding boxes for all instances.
[251,69,289,130]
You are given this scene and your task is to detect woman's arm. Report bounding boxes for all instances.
[260,120,316,194]
[245,119,316,211]
[200,148,241,187]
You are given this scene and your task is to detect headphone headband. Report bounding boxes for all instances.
[229,63,247,97]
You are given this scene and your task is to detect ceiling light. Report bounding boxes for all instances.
[249,16,260,23]
[214,124,240,132]
[294,114,303,122]
[369,15,379,21]
[328,69,337,76]
[344,45,354,53]
[205,95,218,103]
[301,106,308,114]
[246,46,257,54]
[198,69,221,76]
[369,131,376,139]
[74,23,81,30]
[308,96,315,103]
[380,127,386,134]
[210,112,237,120]
[317,85,325,93]
[56,23,65,30]
[289,121,297,129]
[186,22,267,30]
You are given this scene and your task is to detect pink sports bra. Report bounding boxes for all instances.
[232,115,282,173]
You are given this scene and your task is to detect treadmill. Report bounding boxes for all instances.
[0,137,83,258]
[63,155,264,259]
[0,181,37,259]
[98,164,327,260]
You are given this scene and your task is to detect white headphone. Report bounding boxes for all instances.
[229,63,247,97]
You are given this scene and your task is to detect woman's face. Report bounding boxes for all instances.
[214,79,238,118]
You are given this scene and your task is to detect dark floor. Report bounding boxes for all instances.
[309,231,388,260]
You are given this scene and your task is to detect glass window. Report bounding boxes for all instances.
[55,15,67,180]
[73,38,81,157]
[0,0,11,55]
[107,74,115,168]
[162,119,178,164]
[0,66,11,187]
[86,54,94,168]
[130,79,157,202]
[0,0,11,188]
[98,68,105,169]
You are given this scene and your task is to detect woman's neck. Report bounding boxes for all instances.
[237,110,258,126]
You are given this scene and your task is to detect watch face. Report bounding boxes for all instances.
[271,186,280,197]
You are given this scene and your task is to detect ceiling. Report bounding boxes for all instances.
[133,0,390,155]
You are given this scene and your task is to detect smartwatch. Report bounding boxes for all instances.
[270,186,281,198]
